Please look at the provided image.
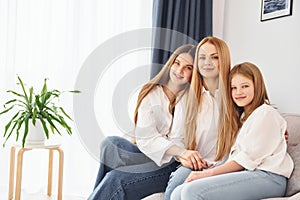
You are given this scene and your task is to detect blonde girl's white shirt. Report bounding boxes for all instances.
[228,104,294,178]
[195,88,219,163]
[135,85,186,166]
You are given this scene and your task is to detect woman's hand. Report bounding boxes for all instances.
[177,157,195,169]
[178,150,212,170]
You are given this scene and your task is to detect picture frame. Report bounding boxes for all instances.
[261,0,293,21]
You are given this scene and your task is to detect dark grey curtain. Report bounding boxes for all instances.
[151,0,212,78]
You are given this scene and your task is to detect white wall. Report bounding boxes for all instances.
[216,0,300,114]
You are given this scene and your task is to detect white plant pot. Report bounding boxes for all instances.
[26,120,46,146]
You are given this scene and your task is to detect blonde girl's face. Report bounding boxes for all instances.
[169,52,194,85]
[231,74,255,112]
[198,43,219,80]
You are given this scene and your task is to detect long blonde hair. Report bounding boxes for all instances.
[184,36,231,150]
[134,44,196,125]
[215,62,270,160]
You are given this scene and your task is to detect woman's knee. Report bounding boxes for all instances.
[100,136,121,150]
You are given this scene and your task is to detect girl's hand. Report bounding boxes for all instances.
[184,170,212,183]
[184,161,244,183]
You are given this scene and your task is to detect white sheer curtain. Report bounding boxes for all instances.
[0,0,153,198]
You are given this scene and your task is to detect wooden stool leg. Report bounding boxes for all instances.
[47,149,54,196]
[15,148,29,200]
[55,148,64,200]
[8,146,16,200]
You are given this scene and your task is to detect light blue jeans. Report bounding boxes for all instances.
[164,166,192,200]
[171,169,287,200]
[164,160,226,200]
[88,136,180,200]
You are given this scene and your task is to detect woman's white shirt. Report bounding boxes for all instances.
[135,85,186,166]
[228,104,294,178]
[195,88,219,163]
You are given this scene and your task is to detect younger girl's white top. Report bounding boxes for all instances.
[228,104,294,178]
[135,85,186,166]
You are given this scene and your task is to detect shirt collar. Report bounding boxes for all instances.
[202,86,219,97]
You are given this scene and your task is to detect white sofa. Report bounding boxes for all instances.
[143,113,300,200]
[263,113,300,200]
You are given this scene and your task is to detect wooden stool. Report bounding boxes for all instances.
[8,143,64,200]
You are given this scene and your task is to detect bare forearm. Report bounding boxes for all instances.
[210,160,244,176]
[185,160,245,183]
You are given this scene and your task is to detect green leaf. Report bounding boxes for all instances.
[3,116,20,147]
[39,117,49,139]
[43,112,61,135]
[50,125,54,133]
[3,112,20,137]
[6,90,24,98]
[59,107,72,120]
[47,113,72,135]
[32,108,38,124]
[15,117,25,142]
[51,89,61,96]
[5,119,19,142]
[41,78,48,95]
[35,95,42,110]
[3,99,17,105]
[0,105,14,115]
[17,76,30,106]
[15,99,28,107]
[42,92,52,107]
[69,90,81,93]
[58,115,72,135]
[29,87,33,105]
[22,115,30,147]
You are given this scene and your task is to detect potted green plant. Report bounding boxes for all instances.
[0,76,80,147]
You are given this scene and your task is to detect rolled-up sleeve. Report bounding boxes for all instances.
[230,106,286,170]
[135,95,174,166]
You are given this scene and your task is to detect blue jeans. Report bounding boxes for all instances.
[88,136,180,200]
[164,166,192,200]
[171,169,287,200]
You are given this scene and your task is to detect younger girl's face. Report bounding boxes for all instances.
[170,52,193,85]
[231,74,254,112]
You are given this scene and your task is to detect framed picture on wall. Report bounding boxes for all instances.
[261,0,293,21]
